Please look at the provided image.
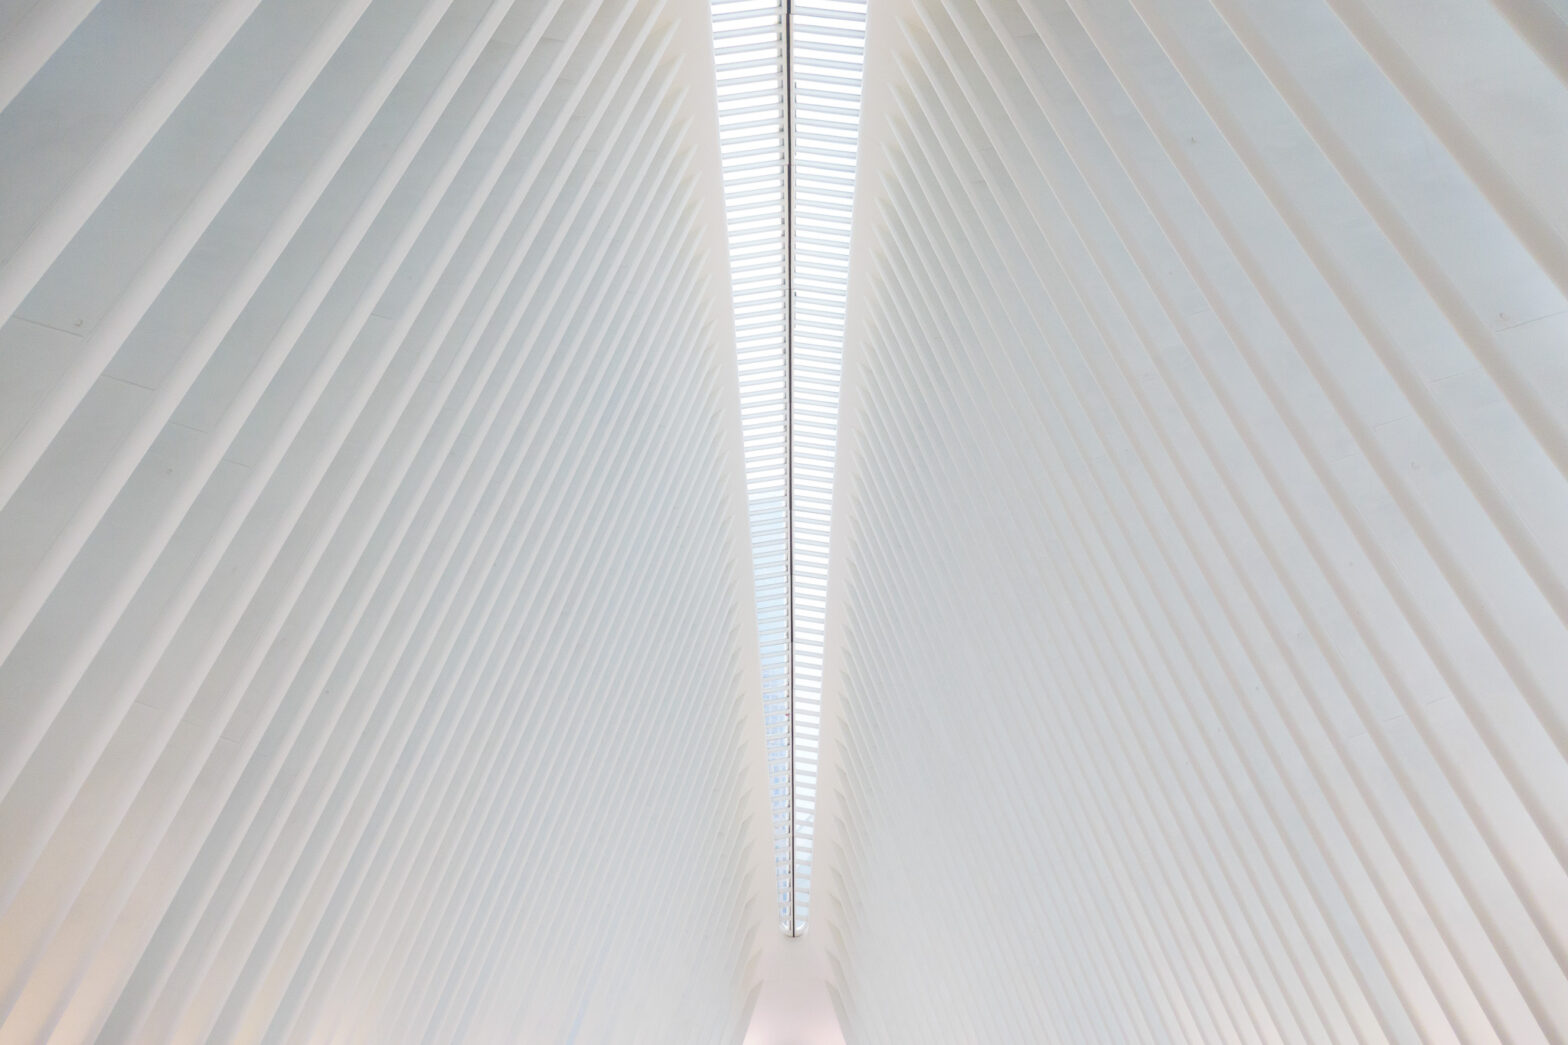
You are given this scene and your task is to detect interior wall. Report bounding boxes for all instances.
[0,0,773,1040]
[814,0,1568,1041]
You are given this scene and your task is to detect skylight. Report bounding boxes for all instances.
[786,0,864,936]
[712,0,793,933]
[712,0,865,937]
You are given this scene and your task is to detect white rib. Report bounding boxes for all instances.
[0,1,773,1041]
[7,0,1568,1038]
[813,0,1568,1041]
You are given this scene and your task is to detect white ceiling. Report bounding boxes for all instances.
[813,0,1568,1041]
[0,0,772,1040]
[2,0,1567,1041]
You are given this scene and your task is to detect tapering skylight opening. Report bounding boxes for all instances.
[712,0,793,933]
[786,0,863,936]
[713,0,863,937]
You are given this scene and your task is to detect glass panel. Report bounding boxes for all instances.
[712,0,864,937]
[788,0,864,936]
[711,0,793,933]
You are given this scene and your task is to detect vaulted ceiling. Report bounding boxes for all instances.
[0,2,766,1039]
[1,0,1566,1042]
[821,0,1568,1040]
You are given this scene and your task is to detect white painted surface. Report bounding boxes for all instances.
[3,0,1567,1040]
[0,0,774,1041]
[743,978,845,1045]
[742,938,846,1045]
[813,0,1568,1041]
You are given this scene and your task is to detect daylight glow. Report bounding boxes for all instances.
[712,0,793,932]
[712,0,864,937]
[788,0,864,935]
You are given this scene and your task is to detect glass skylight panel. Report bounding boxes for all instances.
[787,0,864,937]
[712,0,793,933]
[712,0,864,938]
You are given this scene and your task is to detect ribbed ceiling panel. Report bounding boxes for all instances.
[815,0,1568,1041]
[0,0,771,1041]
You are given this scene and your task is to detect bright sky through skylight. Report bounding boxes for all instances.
[787,0,864,937]
[711,0,865,937]
[711,0,793,933]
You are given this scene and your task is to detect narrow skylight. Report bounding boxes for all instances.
[712,0,793,933]
[712,0,864,938]
[786,0,864,936]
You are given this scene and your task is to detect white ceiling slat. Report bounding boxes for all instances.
[5,0,1568,1038]
[812,0,1568,1040]
[0,0,769,1041]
